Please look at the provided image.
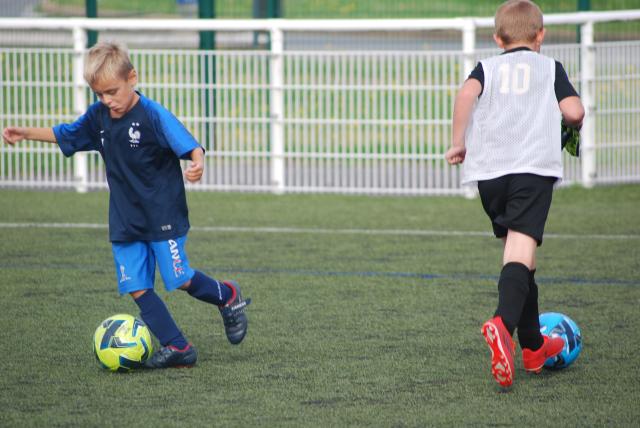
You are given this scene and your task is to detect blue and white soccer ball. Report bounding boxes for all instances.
[539,312,582,369]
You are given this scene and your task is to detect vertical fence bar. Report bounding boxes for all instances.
[462,20,476,81]
[580,21,596,188]
[72,26,88,192]
[269,25,284,193]
[461,19,476,197]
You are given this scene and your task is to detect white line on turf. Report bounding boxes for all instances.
[0,222,638,240]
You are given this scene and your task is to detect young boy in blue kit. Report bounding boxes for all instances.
[3,41,251,369]
[445,0,584,388]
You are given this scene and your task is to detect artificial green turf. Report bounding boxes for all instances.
[0,185,638,426]
[42,0,640,19]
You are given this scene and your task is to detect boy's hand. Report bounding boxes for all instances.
[3,127,27,145]
[445,146,466,165]
[184,147,205,183]
[184,161,203,183]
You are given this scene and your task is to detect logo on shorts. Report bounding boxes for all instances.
[168,239,184,278]
[119,265,132,283]
[129,122,141,147]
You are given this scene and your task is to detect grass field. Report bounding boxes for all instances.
[0,185,639,426]
[43,0,640,18]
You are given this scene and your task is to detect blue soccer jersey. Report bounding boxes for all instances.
[53,93,201,242]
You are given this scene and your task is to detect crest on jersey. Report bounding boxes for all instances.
[129,122,141,147]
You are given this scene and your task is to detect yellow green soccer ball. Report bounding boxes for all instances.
[93,314,153,372]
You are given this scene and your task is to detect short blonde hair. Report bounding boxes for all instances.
[495,0,543,45]
[83,41,134,85]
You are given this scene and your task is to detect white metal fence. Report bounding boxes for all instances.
[1,12,640,195]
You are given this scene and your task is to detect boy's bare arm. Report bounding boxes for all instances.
[446,79,482,164]
[184,147,205,183]
[452,79,482,148]
[559,96,585,128]
[3,127,56,145]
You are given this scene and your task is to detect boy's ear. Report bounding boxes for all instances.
[493,34,506,49]
[536,28,546,46]
[127,69,138,87]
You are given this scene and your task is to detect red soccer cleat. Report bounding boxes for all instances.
[481,316,516,388]
[522,335,565,374]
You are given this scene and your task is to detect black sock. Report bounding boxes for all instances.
[494,262,530,336]
[517,269,544,351]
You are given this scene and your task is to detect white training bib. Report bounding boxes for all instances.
[462,50,563,185]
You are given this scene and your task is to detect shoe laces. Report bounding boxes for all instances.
[221,298,249,326]
[149,346,173,363]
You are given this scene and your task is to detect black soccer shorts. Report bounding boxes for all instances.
[477,173,557,246]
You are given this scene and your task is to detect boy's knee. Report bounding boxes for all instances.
[130,289,148,299]
[503,230,537,269]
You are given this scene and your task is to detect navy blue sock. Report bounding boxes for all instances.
[134,290,189,349]
[186,271,232,306]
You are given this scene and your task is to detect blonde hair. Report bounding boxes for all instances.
[495,0,543,45]
[83,41,134,85]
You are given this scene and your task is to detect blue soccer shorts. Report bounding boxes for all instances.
[111,235,195,295]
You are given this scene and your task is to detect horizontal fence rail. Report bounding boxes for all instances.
[1,12,640,194]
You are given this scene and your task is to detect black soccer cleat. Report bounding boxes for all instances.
[219,281,251,345]
[144,343,197,369]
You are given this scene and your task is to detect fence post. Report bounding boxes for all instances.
[85,0,98,48]
[461,20,477,198]
[269,24,285,194]
[462,19,476,78]
[580,21,596,188]
[198,0,215,157]
[72,26,88,193]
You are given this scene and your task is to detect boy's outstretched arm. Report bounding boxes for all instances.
[184,147,204,183]
[445,78,482,165]
[3,127,56,145]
